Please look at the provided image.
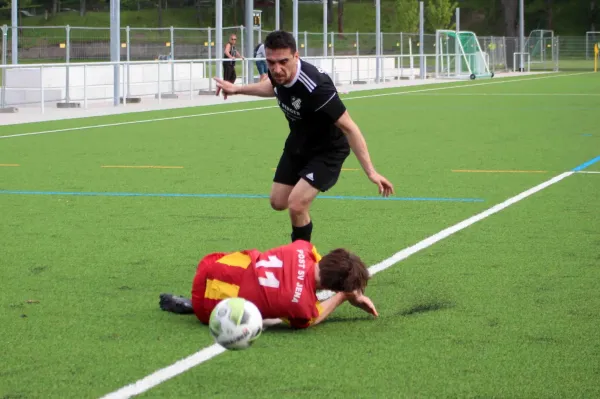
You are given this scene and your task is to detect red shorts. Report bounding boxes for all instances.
[191,252,227,324]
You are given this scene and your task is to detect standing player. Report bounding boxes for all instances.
[160,240,378,329]
[214,30,394,243]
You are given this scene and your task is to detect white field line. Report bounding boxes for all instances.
[99,170,575,399]
[575,171,600,174]
[403,93,600,96]
[0,71,592,140]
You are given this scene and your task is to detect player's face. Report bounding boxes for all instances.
[265,47,299,85]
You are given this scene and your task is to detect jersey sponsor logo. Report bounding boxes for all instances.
[277,100,301,121]
[292,249,307,303]
[291,96,302,110]
[305,172,314,181]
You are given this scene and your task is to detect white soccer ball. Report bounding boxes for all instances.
[208,297,263,350]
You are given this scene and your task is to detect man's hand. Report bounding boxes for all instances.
[214,77,275,99]
[346,291,379,317]
[334,112,394,198]
[214,77,239,100]
[368,171,394,197]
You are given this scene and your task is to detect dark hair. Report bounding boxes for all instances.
[318,248,370,293]
[264,30,297,54]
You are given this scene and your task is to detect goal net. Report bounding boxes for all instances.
[586,31,600,60]
[435,30,493,80]
[525,30,554,63]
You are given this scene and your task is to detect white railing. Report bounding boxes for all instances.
[0,54,439,113]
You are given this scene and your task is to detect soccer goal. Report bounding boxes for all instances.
[435,30,493,80]
[525,30,554,63]
[586,31,600,60]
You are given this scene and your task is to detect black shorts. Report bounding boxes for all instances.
[273,149,350,192]
[223,62,236,83]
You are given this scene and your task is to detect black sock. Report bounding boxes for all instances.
[291,221,313,242]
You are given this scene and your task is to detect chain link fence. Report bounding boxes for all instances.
[0,26,596,74]
[556,36,594,71]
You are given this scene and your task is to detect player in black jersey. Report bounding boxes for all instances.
[214,30,393,243]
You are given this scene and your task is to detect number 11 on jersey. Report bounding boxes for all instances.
[256,255,283,288]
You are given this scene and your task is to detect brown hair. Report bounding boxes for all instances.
[318,248,370,293]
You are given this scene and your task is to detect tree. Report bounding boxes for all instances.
[500,0,518,36]
[426,0,458,31]
[395,0,420,33]
[157,0,163,27]
[592,0,598,30]
[338,0,344,33]
[195,0,201,25]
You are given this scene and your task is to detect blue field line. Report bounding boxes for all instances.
[572,155,600,171]
[0,190,485,203]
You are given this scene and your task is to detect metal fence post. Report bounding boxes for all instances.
[189,60,193,100]
[208,27,213,92]
[40,65,45,113]
[330,31,334,57]
[65,25,71,104]
[400,32,403,73]
[170,26,175,94]
[330,31,335,75]
[157,60,162,104]
[555,36,560,71]
[380,31,384,78]
[126,26,131,97]
[304,31,307,57]
[1,25,7,108]
[240,25,245,84]
[83,63,87,109]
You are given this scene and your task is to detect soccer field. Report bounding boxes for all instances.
[1,72,599,398]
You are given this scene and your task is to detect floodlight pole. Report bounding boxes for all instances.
[323,0,327,57]
[419,1,424,79]
[375,0,381,83]
[11,0,18,64]
[245,0,253,84]
[293,0,298,43]
[519,0,525,71]
[455,8,460,76]
[275,0,280,30]
[216,0,223,79]
[110,0,120,106]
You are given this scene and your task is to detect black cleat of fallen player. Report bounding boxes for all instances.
[159,293,194,314]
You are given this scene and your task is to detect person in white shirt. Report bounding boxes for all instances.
[254,42,268,81]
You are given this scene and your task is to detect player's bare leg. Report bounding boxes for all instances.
[270,182,294,211]
[287,179,319,242]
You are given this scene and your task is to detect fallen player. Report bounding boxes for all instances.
[160,240,378,328]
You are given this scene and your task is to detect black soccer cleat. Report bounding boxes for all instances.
[159,293,194,315]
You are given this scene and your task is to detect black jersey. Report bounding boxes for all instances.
[268,59,349,156]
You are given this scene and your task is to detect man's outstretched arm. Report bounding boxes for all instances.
[310,292,348,326]
[262,318,283,328]
[335,111,394,197]
[214,77,275,99]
